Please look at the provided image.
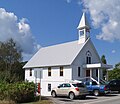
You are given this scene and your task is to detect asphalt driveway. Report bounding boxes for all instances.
[49,93,120,104]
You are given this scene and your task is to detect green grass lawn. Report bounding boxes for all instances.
[0,100,53,104]
[26,100,53,104]
[0,96,53,104]
[21,100,53,104]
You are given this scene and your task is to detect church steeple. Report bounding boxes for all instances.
[77,13,90,44]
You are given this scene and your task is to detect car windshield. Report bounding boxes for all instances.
[72,83,85,88]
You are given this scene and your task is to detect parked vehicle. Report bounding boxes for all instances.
[106,79,120,93]
[84,81,110,96]
[51,82,89,100]
[77,77,110,96]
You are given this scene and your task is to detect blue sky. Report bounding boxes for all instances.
[0,0,120,66]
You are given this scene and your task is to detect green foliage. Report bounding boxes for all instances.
[0,39,34,103]
[0,100,15,104]
[0,61,26,83]
[115,62,120,69]
[101,55,107,79]
[0,39,22,69]
[108,67,120,80]
[0,82,35,103]
[101,55,107,64]
[0,38,26,83]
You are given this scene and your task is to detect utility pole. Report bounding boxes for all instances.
[39,70,41,101]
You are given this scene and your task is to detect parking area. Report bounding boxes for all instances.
[49,93,120,104]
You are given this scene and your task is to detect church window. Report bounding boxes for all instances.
[60,67,63,76]
[80,30,84,36]
[48,84,51,92]
[78,67,81,77]
[86,51,92,64]
[48,67,51,76]
[30,68,32,76]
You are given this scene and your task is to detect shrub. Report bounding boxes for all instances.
[0,82,35,103]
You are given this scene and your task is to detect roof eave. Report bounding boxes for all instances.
[23,64,71,69]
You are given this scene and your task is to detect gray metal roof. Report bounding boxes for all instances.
[23,40,88,68]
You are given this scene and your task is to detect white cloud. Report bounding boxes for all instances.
[0,8,41,61]
[82,0,120,42]
[112,50,116,54]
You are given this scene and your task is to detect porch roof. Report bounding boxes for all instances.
[83,63,112,69]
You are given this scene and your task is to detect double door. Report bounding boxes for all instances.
[86,69,90,77]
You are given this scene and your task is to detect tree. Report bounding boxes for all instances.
[101,55,107,79]
[101,55,107,64]
[0,38,24,83]
[0,39,22,70]
[115,62,120,69]
[108,62,120,80]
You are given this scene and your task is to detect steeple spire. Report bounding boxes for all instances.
[77,13,91,44]
[77,12,90,30]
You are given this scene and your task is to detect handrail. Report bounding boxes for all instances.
[77,77,99,84]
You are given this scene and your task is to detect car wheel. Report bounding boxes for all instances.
[69,92,75,100]
[93,90,99,96]
[51,91,57,97]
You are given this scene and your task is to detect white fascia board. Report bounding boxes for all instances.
[83,63,101,69]
[83,63,113,69]
[24,64,71,69]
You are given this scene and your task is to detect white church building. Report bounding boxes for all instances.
[23,13,112,96]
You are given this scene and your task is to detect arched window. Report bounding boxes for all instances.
[86,51,92,64]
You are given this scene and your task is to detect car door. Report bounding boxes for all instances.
[118,80,120,91]
[57,84,70,96]
[109,80,117,91]
[116,80,120,91]
[85,82,92,92]
[61,83,71,96]
[92,81,99,90]
[63,83,71,95]
[57,84,64,95]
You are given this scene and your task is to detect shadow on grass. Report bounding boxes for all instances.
[21,96,53,104]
